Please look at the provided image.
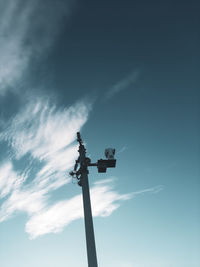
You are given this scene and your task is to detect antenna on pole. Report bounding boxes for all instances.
[69,132,116,267]
[77,132,83,144]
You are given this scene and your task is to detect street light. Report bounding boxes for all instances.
[69,132,116,267]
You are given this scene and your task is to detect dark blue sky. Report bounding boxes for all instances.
[46,0,199,97]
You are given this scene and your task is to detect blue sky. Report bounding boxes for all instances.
[0,0,199,266]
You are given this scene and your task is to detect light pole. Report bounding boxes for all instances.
[70,132,116,267]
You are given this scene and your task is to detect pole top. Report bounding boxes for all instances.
[77,132,83,145]
[70,132,116,182]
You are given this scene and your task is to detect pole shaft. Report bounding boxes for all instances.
[81,171,98,267]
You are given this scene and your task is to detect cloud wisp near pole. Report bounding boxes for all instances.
[70,132,116,267]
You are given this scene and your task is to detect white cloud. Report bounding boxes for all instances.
[25,180,132,239]
[0,97,163,239]
[25,181,163,239]
[0,97,90,225]
[0,186,47,223]
[0,161,23,198]
[130,185,164,197]
[0,0,74,94]
[1,98,89,160]
[105,70,140,99]
[0,0,30,94]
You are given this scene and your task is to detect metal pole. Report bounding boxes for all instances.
[81,170,98,267]
[77,132,98,267]
[70,132,116,267]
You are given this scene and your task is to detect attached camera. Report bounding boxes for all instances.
[97,148,116,173]
[105,148,115,160]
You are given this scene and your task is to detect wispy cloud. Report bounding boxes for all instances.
[0,97,89,160]
[0,97,133,239]
[26,180,131,239]
[130,185,164,196]
[116,146,127,155]
[26,181,163,239]
[0,0,74,94]
[0,97,90,224]
[0,97,163,239]
[105,69,140,100]
[0,161,23,199]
